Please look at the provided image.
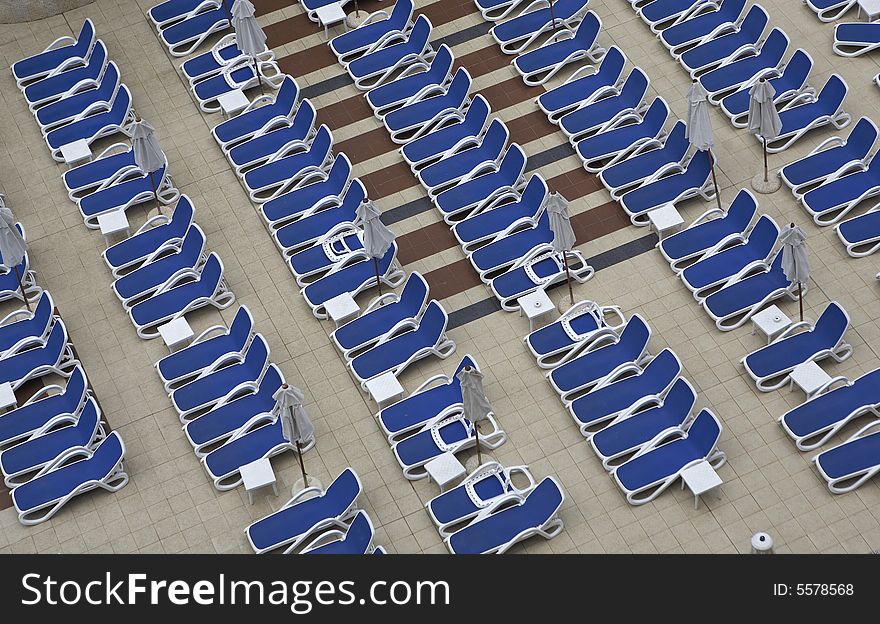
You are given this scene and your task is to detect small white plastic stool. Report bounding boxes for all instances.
[751,532,774,554]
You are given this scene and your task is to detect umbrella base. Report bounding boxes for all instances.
[346,10,370,28]
[292,475,323,496]
[751,172,781,194]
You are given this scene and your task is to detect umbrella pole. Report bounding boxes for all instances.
[474,423,482,465]
[708,149,722,213]
[563,251,574,306]
[373,256,383,298]
[549,0,558,33]
[148,171,162,216]
[222,0,231,22]
[295,440,308,485]
[763,136,769,183]
[798,281,803,322]
[13,264,30,312]
[253,58,264,96]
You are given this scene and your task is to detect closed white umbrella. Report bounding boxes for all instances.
[130,118,166,215]
[0,205,31,311]
[232,0,267,95]
[779,223,810,321]
[748,78,783,193]
[546,192,577,306]
[356,200,395,298]
[686,80,723,213]
[273,383,315,487]
[456,366,492,465]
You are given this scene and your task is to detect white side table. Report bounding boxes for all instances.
[315,2,348,40]
[324,292,360,328]
[364,371,404,408]
[680,461,723,509]
[857,0,880,20]
[750,305,792,344]
[218,89,250,119]
[158,317,195,353]
[0,382,17,413]
[517,288,555,331]
[241,457,278,505]
[647,204,685,240]
[97,210,131,248]
[424,452,466,493]
[59,139,92,169]
[789,361,832,399]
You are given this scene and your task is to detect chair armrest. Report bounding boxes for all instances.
[772,320,814,342]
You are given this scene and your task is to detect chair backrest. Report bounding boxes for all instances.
[339,179,367,214]
[227,305,254,349]
[576,11,602,42]
[454,354,480,377]
[749,214,780,251]
[642,348,681,388]
[759,28,789,63]
[71,396,100,438]
[327,152,353,188]
[718,0,748,23]
[447,67,473,104]
[259,364,284,400]
[726,189,758,232]
[847,117,879,158]
[95,61,120,101]
[73,19,96,58]
[780,49,813,90]
[427,45,454,84]
[61,365,89,413]
[662,377,698,418]
[482,118,510,153]
[170,195,196,238]
[273,76,299,115]
[196,253,224,296]
[400,272,430,314]
[109,85,132,122]
[37,319,67,365]
[290,99,316,138]
[684,149,712,183]
[618,314,651,355]
[83,39,107,79]
[407,14,432,50]
[520,175,549,213]
[595,46,625,83]
[620,68,650,106]
[78,431,125,483]
[814,301,849,344]
[663,120,690,159]
[684,409,722,457]
[390,0,415,28]
[498,144,527,179]
[324,467,362,507]
[641,97,669,132]
[558,0,590,18]
[30,290,54,331]
[462,95,491,134]
[244,334,270,371]
[416,300,448,343]
[740,4,769,38]
[179,224,206,263]
[816,74,848,113]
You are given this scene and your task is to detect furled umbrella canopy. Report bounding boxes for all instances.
[0,205,31,311]
[748,79,783,192]
[456,366,492,464]
[685,80,722,212]
[231,0,267,93]
[131,119,166,215]
[546,192,577,305]
[356,200,395,296]
[273,383,315,484]
[779,223,810,321]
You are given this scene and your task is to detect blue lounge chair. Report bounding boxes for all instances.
[639,0,710,33]
[288,229,365,286]
[170,334,269,420]
[181,32,274,85]
[103,195,194,276]
[11,431,127,526]
[193,57,283,113]
[814,422,880,494]
[801,154,880,226]
[0,365,88,450]
[525,298,626,369]
[384,68,472,144]
[301,243,406,319]
[434,145,528,224]
[157,305,253,390]
[262,154,353,228]
[567,348,682,436]
[401,95,492,171]
[659,0,748,55]
[779,368,880,451]
[469,210,552,278]
[300,511,379,554]
[444,476,565,554]
[78,165,178,229]
[699,28,788,103]
[330,0,415,63]
[45,85,134,161]
[22,40,107,110]
[833,21,880,57]
[244,468,362,554]
[806,0,856,21]
[558,68,651,143]
[548,314,652,401]
[211,75,300,149]
[426,462,537,537]
[0,320,77,390]
[452,174,547,251]
[764,74,851,153]
[331,272,429,358]
[349,301,456,389]
[611,409,725,505]
[346,15,433,91]
[720,49,813,128]
[537,45,626,122]
[0,291,55,357]
[658,188,758,271]
[678,5,769,76]
[600,120,690,199]
[34,62,121,135]
[1,397,101,487]
[619,149,715,225]
[159,2,231,57]
[835,205,880,257]
[228,100,316,174]
[183,364,283,456]
[0,255,41,308]
[476,0,532,21]
[781,117,877,200]
[12,19,96,88]
[128,253,235,339]
[590,378,698,470]
[417,119,510,195]
[743,302,851,392]
[576,97,669,173]
[513,11,605,86]
[377,355,479,443]
[273,178,365,253]
[149,0,219,29]
[202,416,298,490]
[680,214,779,299]
[243,125,334,203]
[392,412,506,480]
[63,143,137,200]
[490,0,590,55]
[491,248,594,311]
[366,45,455,119]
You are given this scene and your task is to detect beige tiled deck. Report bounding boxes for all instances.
[0,0,879,554]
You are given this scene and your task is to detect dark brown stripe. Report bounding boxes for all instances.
[547,168,604,200]
[457,45,513,79]
[396,221,459,264]
[337,126,398,164]
[252,0,294,17]
[423,258,484,300]
[360,162,416,199]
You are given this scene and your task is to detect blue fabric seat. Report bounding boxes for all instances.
[491,248,594,311]
[537,46,626,122]
[23,41,107,109]
[0,291,55,356]
[575,97,669,172]
[159,3,230,57]
[366,45,454,118]
[678,5,768,76]
[331,0,415,63]
[417,119,509,193]
[559,68,650,142]
[228,100,316,173]
[764,74,850,154]
[814,423,880,494]
[490,0,590,55]
[836,207,880,257]
[346,15,433,90]
[78,165,172,228]
[833,21,880,57]
[470,210,551,277]
[0,320,75,390]
[619,149,714,224]
[401,95,491,170]
[13,19,96,87]
[659,0,747,54]
[243,125,333,203]
[288,231,365,286]
[701,252,791,331]
[801,153,880,226]
[63,145,137,200]
[513,11,604,86]
[805,0,856,22]
[600,120,689,198]
[45,85,133,160]
[260,152,352,227]
[212,75,299,148]
[273,177,364,252]
[699,28,789,102]
[149,0,218,28]
[383,67,472,144]
[34,62,121,134]
[202,418,294,491]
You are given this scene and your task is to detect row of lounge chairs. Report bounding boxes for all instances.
[150,0,232,57]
